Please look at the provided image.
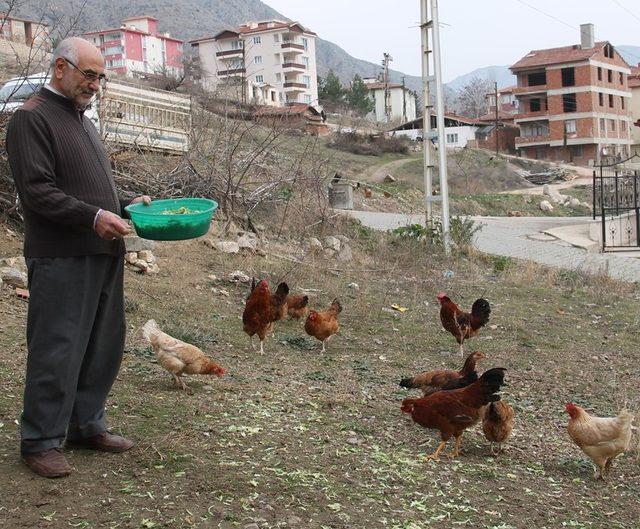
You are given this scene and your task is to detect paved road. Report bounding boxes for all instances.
[346,211,640,282]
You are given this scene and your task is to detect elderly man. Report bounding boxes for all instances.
[6,37,149,478]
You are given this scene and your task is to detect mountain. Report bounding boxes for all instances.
[618,46,640,67]
[12,0,424,93]
[446,65,515,91]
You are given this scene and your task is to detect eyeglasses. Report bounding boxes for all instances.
[64,58,109,85]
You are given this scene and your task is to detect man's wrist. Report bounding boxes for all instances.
[93,209,103,230]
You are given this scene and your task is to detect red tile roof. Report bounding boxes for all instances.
[511,42,607,71]
[190,20,316,43]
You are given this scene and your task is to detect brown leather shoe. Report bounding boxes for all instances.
[66,432,134,453]
[22,448,72,478]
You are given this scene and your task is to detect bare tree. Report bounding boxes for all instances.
[457,77,493,118]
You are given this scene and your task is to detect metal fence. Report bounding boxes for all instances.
[592,154,640,252]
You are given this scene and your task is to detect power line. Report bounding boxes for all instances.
[609,0,640,23]
[515,0,640,65]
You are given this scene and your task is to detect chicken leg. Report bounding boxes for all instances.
[321,340,327,353]
[259,339,265,355]
[172,374,192,393]
[424,441,447,461]
[448,434,463,458]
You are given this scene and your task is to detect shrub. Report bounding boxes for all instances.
[329,132,409,156]
[392,216,483,249]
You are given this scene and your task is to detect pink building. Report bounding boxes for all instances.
[83,16,183,78]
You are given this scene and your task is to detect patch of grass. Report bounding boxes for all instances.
[491,255,514,273]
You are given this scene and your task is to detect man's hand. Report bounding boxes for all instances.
[95,210,131,240]
[130,195,152,206]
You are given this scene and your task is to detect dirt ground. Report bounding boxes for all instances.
[1,222,639,529]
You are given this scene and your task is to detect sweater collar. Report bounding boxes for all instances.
[39,85,88,115]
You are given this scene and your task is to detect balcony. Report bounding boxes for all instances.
[218,67,246,77]
[284,82,307,92]
[216,49,243,59]
[282,62,305,72]
[281,42,305,52]
[513,85,548,95]
[514,110,549,122]
[515,134,551,145]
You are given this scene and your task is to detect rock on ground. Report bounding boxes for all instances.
[539,200,554,212]
[0,267,27,288]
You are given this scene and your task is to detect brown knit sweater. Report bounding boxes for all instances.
[6,88,129,257]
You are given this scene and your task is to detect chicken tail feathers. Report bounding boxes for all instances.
[473,367,506,406]
[471,298,491,328]
[399,377,416,389]
[141,319,160,343]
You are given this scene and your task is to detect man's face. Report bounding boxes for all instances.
[54,52,105,109]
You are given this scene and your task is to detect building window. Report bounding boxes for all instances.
[621,120,626,132]
[302,56,309,68]
[231,40,243,50]
[599,118,606,133]
[597,67,602,81]
[253,36,261,44]
[254,55,262,64]
[562,93,577,113]
[561,67,575,87]
[273,34,279,43]
[256,74,264,83]
[607,69,612,83]
[610,119,616,131]
[527,71,546,86]
[621,96,625,109]
[275,73,281,82]
[446,133,459,144]
[304,94,312,104]
[598,92,604,106]
[608,94,614,108]
[604,43,614,58]
[564,120,576,134]
[619,71,624,84]
[530,98,541,112]
[302,75,310,87]
[274,53,280,64]
[571,145,583,157]
[302,37,308,51]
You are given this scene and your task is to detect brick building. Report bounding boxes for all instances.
[1,13,50,49]
[83,16,183,78]
[510,24,632,165]
[629,65,640,155]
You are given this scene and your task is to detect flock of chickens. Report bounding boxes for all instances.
[140,282,636,482]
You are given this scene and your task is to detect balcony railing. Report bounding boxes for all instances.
[216,49,243,58]
[513,85,548,95]
[218,68,246,76]
[515,134,551,145]
[281,42,305,51]
[282,62,305,70]
[514,110,549,121]
[284,82,307,89]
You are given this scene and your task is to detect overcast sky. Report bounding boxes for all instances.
[264,0,640,82]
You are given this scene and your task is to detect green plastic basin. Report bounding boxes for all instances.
[125,198,218,241]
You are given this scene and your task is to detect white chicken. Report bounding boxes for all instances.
[141,320,225,392]
[566,402,634,480]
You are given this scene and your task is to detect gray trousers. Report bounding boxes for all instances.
[21,255,125,454]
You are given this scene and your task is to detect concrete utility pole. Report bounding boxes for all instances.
[402,76,407,122]
[382,52,393,122]
[421,0,450,252]
[494,81,499,156]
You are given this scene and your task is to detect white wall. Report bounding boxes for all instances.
[369,86,416,123]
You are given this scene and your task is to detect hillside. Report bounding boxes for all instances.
[12,0,424,94]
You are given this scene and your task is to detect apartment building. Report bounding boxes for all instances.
[363,78,417,123]
[190,20,318,107]
[510,24,632,165]
[1,13,50,49]
[629,65,640,155]
[83,16,184,78]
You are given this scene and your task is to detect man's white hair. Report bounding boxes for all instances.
[50,37,80,70]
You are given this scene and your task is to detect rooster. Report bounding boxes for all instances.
[437,292,491,355]
[243,279,289,354]
[482,400,515,455]
[565,403,634,480]
[400,351,486,396]
[141,320,225,392]
[401,367,506,460]
[304,299,342,352]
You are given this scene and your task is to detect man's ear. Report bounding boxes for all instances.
[54,58,66,80]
